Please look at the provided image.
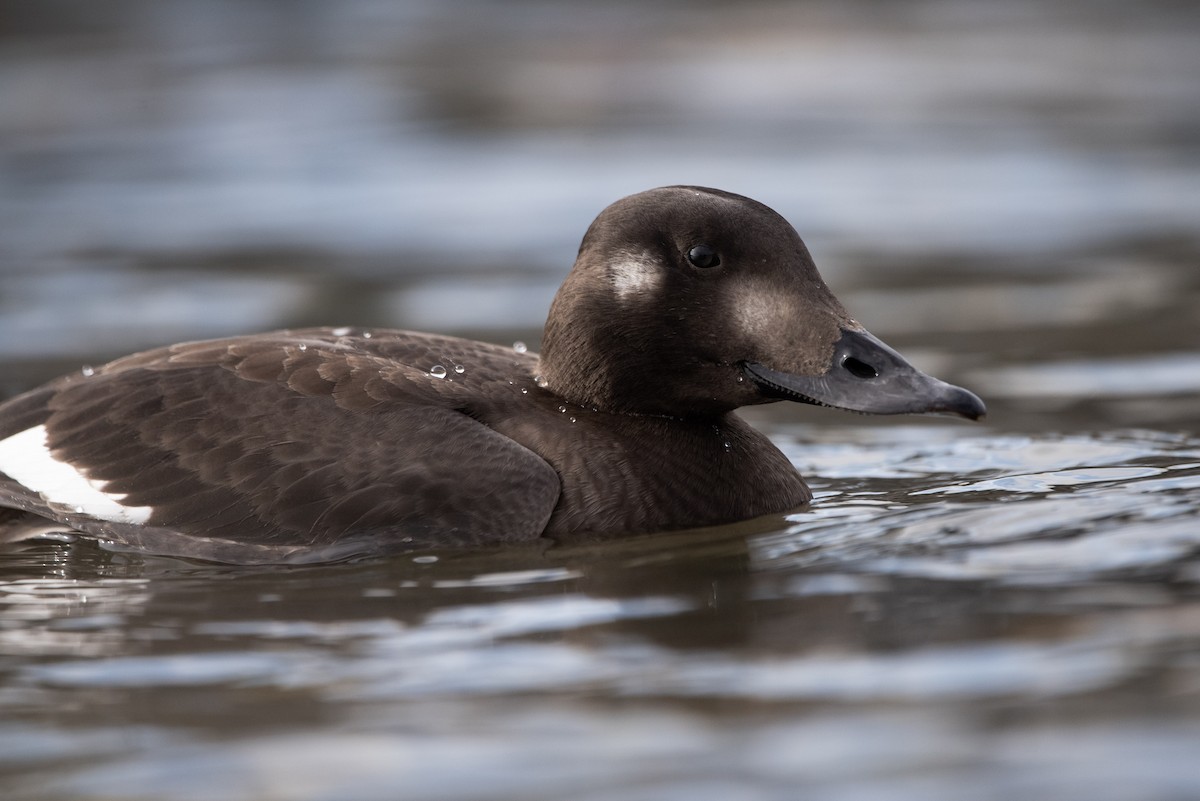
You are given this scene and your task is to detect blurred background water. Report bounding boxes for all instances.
[1,1,1199,799]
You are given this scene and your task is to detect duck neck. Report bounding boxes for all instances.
[539,321,735,420]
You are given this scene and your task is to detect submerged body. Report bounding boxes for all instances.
[0,187,983,562]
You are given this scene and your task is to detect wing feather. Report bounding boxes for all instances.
[0,330,560,559]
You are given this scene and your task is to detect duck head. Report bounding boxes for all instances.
[540,186,985,421]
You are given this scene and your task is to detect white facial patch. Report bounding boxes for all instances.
[729,280,795,339]
[0,425,153,525]
[610,251,662,303]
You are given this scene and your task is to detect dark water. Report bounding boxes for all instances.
[2,1,1200,799]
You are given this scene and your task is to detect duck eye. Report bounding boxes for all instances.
[686,244,721,269]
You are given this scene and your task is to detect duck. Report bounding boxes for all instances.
[0,186,984,563]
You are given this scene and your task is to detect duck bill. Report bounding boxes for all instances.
[743,328,986,420]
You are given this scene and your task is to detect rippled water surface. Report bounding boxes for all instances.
[2,1,1199,799]
[3,427,1199,800]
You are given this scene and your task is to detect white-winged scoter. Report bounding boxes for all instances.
[0,186,984,562]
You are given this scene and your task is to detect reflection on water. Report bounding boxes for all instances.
[2,0,1200,799]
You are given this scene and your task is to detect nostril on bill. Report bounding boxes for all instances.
[842,356,878,379]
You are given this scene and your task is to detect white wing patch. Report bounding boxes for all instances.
[0,425,153,524]
[610,251,661,302]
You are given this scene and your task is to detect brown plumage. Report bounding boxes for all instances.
[0,187,984,562]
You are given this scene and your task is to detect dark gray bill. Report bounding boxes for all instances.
[743,328,986,420]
